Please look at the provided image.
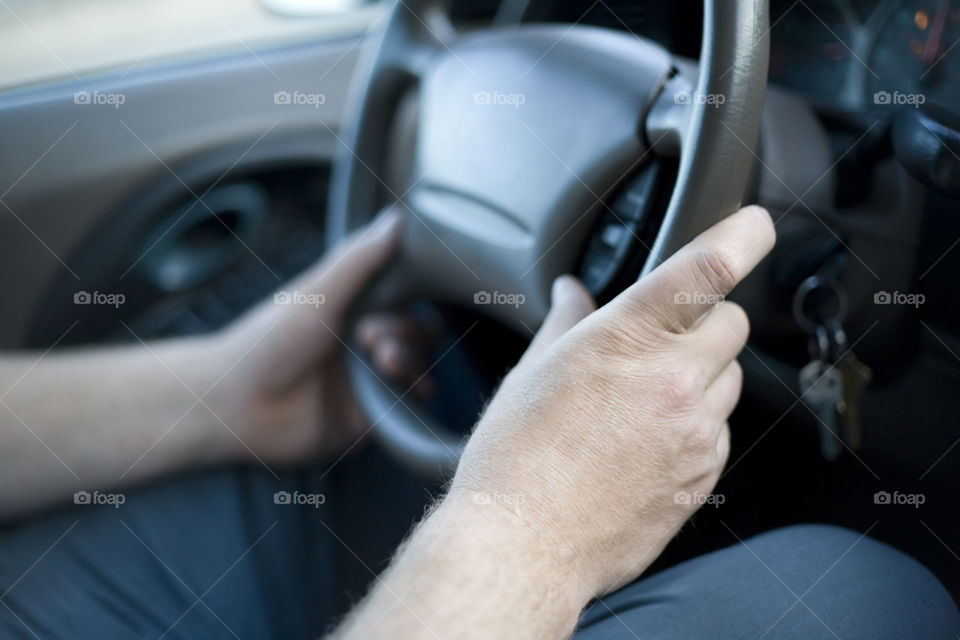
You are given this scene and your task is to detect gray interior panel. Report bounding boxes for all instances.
[0,37,363,346]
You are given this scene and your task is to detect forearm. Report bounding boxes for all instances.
[0,335,241,519]
[330,495,592,640]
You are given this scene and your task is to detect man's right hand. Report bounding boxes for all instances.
[447,205,776,601]
[331,205,776,640]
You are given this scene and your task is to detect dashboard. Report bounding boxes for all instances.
[509,0,960,113]
[769,0,960,110]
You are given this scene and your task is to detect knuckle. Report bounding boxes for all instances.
[716,423,732,466]
[689,419,718,456]
[594,310,669,357]
[659,365,705,414]
[729,360,744,391]
[730,360,743,382]
[724,302,750,342]
[691,243,740,294]
[630,303,676,342]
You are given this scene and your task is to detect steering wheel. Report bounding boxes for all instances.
[328,0,769,476]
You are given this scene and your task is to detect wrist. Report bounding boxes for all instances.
[427,492,594,626]
[172,333,253,466]
[334,492,594,639]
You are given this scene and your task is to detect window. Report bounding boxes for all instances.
[0,0,375,91]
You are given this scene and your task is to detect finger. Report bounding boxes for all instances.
[357,313,440,397]
[688,302,750,382]
[356,312,441,353]
[357,315,418,351]
[704,360,743,422]
[519,276,596,367]
[716,421,731,466]
[357,315,392,350]
[369,340,435,400]
[287,207,404,319]
[371,339,416,380]
[613,205,775,334]
[410,375,436,402]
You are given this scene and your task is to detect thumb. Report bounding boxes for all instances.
[221,209,402,393]
[289,207,404,319]
[518,276,595,368]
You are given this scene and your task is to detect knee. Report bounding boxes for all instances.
[745,523,959,635]
[578,524,959,639]
[751,523,907,569]
[750,523,871,556]
[749,523,926,582]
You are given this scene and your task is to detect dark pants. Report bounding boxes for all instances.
[0,466,957,639]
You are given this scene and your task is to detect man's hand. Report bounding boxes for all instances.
[449,205,775,598]
[331,205,776,639]
[208,209,420,464]
[0,208,427,518]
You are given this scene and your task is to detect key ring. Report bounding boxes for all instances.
[812,324,830,362]
[792,275,848,335]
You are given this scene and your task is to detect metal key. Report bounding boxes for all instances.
[799,359,844,461]
[837,352,872,450]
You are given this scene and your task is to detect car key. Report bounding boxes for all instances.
[793,278,849,461]
[799,359,845,461]
[837,351,872,450]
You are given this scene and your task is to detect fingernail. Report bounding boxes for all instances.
[371,206,403,238]
[551,275,573,304]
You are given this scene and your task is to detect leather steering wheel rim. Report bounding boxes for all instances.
[328,0,770,476]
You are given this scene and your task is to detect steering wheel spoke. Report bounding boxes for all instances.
[645,62,698,158]
[379,0,453,76]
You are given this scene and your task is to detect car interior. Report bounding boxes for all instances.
[1,0,959,619]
